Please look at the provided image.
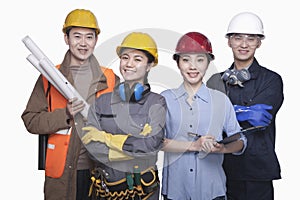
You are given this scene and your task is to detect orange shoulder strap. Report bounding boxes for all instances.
[42,65,71,178]
[42,65,116,178]
[96,67,116,98]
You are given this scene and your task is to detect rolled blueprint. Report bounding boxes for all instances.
[26,54,66,96]
[22,35,89,118]
[23,35,91,170]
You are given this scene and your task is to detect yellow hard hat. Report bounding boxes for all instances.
[116,32,158,66]
[62,9,100,35]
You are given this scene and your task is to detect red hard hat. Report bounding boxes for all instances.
[174,32,214,60]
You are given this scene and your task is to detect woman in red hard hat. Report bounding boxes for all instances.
[161,32,247,200]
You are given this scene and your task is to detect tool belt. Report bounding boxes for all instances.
[89,166,159,200]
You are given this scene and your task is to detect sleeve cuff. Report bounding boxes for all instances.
[232,133,247,155]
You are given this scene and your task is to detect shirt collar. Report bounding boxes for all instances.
[229,57,260,80]
[173,83,209,103]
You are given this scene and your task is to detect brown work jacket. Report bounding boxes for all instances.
[21,51,119,200]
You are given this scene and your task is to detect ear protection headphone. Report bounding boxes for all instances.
[221,68,251,87]
[118,82,150,102]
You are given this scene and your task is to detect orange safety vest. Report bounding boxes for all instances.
[42,65,115,178]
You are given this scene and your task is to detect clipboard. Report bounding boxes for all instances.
[218,126,266,144]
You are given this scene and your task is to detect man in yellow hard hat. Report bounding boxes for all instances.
[81,32,166,200]
[21,9,119,200]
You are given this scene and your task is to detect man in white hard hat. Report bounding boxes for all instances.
[207,12,284,200]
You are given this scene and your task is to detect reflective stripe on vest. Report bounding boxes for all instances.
[42,65,115,178]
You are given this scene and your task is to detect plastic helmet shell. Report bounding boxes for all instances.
[226,12,264,39]
[174,32,214,60]
[116,32,158,66]
[62,9,100,35]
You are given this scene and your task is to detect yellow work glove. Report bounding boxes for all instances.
[82,126,106,144]
[82,126,129,152]
[108,149,133,161]
[139,123,152,136]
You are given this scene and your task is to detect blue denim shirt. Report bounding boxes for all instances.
[161,83,244,200]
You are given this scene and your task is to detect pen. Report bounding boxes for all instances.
[187,132,202,138]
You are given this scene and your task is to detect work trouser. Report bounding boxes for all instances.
[162,195,225,200]
[226,180,274,200]
[77,169,93,200]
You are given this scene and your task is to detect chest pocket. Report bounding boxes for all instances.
[98,113,118,133]
[228,81,257,105]
[99,106,149,136]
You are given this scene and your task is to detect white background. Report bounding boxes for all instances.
[1,0,298,199]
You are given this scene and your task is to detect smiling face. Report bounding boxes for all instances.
[178,53,210,89]
[119,48,153,87]
[228,33,261,69]
[64,27,98,66]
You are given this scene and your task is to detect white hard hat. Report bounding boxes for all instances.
[226,12,265,39]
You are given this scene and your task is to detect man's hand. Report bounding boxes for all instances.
[66,97,85,118]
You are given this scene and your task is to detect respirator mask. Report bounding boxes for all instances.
[221,68,251,87]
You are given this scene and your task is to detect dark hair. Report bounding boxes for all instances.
[140,49,155,64]
[119,48,155,64]
[227,33,263,39]
[173,53,212,65]
[65,26,97,37]
[65,27,72,36]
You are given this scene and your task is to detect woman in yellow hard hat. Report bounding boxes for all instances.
[81,32,166,200]
[21,9,120,200]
